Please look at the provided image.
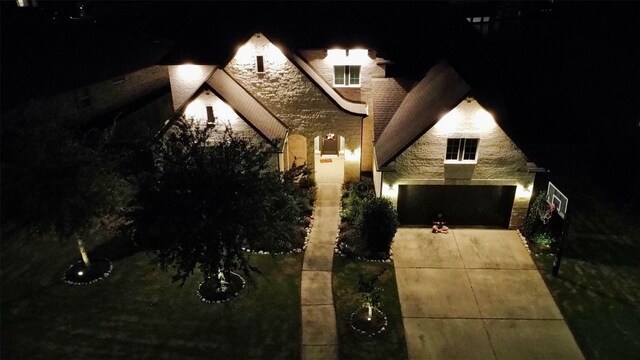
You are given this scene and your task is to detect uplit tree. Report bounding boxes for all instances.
[129,118,302,292]
[1,102,134,281]
[357,268,386,321]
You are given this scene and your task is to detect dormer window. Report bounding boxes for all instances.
[256,56,265,73]
[445,138,479,163]
[334,65,360,87]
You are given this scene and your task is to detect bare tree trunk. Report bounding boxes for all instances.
[217,269,228,293]
[77,237,91,267]
[367,304,373,321]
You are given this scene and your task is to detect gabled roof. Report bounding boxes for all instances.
[205,69,288,143]
[375,61,471,167]
[372,78,415,141]
[164,68,288,147]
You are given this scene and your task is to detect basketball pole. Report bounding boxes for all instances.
[552,211,570,276]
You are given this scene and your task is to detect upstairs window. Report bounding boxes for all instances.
[467,16,492,37]
[445,138,479,162]
[334,65,360,87]
[256,56,264,73]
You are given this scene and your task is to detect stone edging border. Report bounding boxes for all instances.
[516,229,531,254]
[349,307,388,337]
[196,272,246,304]
[62,258,113,286]
[242,206,315,255]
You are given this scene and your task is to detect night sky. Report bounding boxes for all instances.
[2,1,639,201]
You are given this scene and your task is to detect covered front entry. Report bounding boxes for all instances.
[397,185,516,227]
[313,134,344,184]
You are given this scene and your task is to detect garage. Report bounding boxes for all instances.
[397,185,516,227]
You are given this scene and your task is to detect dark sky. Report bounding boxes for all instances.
[2,1,639,177]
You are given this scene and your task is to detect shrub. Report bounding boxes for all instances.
[532,232,553,249]
[356,197,399,256]
[341,183,368,223]
[522,191,547,237]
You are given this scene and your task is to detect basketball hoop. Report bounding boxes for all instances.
[537,202,556,224]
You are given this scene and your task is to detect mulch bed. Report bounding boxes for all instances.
[197,272,246,304]
[63,258,113,285]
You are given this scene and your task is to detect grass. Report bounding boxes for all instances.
[1,228,302,360]
[332,256,408,360]
[530,180,640,360]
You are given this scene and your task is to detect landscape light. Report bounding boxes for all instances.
[177,64,204,82]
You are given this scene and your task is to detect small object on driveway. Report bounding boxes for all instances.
[432,213,449,234]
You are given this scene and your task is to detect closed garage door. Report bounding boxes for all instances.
[397,185,516,227]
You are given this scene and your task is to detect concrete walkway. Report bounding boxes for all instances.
[393,228,584,360]
[300,160,342,360]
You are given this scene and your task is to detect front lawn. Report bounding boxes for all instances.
[1,229,302,360]
[530,181,640,360]
[332,256,408,360]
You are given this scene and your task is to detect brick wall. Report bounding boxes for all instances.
[382,98,535,229]
[224,34,363,182]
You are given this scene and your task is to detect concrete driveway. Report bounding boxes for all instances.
[393,228,584,360]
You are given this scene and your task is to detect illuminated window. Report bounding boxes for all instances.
[445,138,478,162]
[466,16,492,36]
[256,56,264,73]
[334,65,360,87]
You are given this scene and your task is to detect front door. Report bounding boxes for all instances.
[321,133,338,155]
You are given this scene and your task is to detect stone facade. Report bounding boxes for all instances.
[380,98,535,229]
[183,90,273,147]
[299,49,386,172]
[224,34,364,182]
[168,65,216,111]
[164,34,536,228]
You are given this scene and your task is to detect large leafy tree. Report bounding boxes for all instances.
[130,119,302,285]
[1,102,134,267]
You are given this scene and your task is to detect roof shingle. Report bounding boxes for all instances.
[372,78,415,141]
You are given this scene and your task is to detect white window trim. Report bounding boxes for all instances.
[444,138,479,164]
[333,65,361,88]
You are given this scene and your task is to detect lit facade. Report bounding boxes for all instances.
[166,33,538,228]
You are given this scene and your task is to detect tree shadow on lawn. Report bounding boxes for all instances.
[537,255,640,360]
[567,234,640,267]
[533,179,640,359]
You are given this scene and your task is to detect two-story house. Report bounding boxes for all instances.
[165,33,538,229]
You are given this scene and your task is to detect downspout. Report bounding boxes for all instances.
[359,115,364,181]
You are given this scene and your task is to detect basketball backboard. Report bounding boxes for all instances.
[547,182,568,219]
